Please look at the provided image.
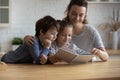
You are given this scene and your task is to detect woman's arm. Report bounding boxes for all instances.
[68,42,109,61]
[91,26,109,61]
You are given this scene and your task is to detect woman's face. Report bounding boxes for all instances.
[68,5,86,24]
[57,27,73,47]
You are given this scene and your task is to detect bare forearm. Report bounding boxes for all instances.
[91,48,109,61]
[98,49,109,61]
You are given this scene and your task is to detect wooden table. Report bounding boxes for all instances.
[0,54,120,80]
[107,49,120,54]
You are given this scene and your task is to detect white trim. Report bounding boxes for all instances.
[0,0,11,27]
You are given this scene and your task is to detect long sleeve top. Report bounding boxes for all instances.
[1,36,49,64]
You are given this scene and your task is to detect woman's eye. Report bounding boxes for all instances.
[79,14,83,17]
[72,13,77,16]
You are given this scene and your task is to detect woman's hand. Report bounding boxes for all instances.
[24,35,35,46]
[91,48,101,56]
[91,48,109,61]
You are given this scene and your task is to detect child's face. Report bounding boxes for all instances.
[57,27,73,47]
[40,26,58,42]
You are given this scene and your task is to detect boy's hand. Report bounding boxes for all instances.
[40,54,48,64]
[43,39,52,49]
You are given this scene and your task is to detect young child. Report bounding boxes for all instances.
[1,15,59,64]
[48,20,90,64]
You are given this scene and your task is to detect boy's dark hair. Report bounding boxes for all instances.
[35,15,59,37]
[64,0,88,24]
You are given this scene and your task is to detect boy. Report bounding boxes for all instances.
[1,15,59,64]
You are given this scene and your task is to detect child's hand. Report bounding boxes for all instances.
[40,54,48,64]
[43,39,52,49]
[48,54,62,64]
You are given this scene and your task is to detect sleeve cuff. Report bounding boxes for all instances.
[42,47,49,56]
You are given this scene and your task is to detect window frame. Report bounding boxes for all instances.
[0,0,11,27]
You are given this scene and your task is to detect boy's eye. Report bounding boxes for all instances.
[51,33,55,35]
[51,32,57,35]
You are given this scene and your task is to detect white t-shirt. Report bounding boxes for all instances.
[72,24,104,52]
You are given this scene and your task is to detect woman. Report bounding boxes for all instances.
[24,0,109,61]
[64,0,109,61]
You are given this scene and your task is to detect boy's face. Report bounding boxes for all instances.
[40,26,58,42]
[57,27,73,47]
